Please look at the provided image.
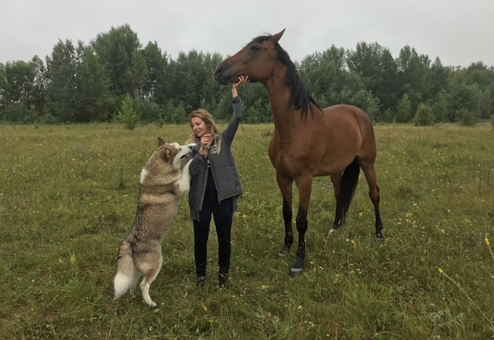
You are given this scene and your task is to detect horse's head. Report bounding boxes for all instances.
[214,29,285,85]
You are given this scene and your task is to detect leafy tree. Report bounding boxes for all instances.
[92,24,143,97]
[45,40,113,123]
[115,94,140,129]
[130,51,149,98]
[396,93,412,123]
[480,88,492,119]
[77,46,114,122]
[413,103,435,126]
[133,97,162,123]
[3,22,494,126]
[299,49,340,104]
[456,108,477,126]
[431,92,450,122]
[375,49,398,113]
[299,49,380,119]
[199,53,229,115]
[0,57,48,122]
[167,51,221,112]
[462,62,493,88]
[429,57,451,100]
[321,45,347,72]
[45,39,80,122]
[347,42,398,112]
[396,46,431,112]
[449,83,482,119]
[171,102,187,124]
[141,42,170,105]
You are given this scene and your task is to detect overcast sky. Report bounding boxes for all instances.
[1,0,493,68]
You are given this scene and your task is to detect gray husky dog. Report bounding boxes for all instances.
[114,138,194,307]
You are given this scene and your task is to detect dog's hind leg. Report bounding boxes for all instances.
[129,270,142,295]
[114,242,140,300]
[138,253,163,308]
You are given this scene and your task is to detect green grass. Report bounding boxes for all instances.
[1,122,493,339]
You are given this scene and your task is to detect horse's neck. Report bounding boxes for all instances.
[264,78,299,138]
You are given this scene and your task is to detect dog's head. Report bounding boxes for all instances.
[140,138,195,185]
[156,137,195,169]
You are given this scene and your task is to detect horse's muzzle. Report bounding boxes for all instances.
[214,65,232,85]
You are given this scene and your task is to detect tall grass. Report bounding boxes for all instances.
[1,122,493,339]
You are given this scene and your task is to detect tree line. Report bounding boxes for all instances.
[1,24,493,126]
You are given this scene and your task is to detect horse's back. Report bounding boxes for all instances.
[313,104,377,174]
[322,104,375,140]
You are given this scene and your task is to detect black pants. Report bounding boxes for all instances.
[193,190,233,277]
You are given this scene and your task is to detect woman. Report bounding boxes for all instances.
[186,75,249,287]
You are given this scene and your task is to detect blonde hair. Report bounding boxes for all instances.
[187,109,222,154]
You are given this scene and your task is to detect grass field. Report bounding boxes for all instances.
[1,122,493,339]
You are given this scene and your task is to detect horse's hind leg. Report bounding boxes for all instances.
[327,172,342,237]
[359,160,384,240]
[276,172,294,257]
[328,159,361,237]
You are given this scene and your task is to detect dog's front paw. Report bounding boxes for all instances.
[183,159,193,171]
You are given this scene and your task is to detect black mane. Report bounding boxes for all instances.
[252,35,321,118]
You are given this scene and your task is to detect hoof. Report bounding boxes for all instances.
[290,267,304,278]
[376,229,385,241]
[278,245,290,258]
[327,228,338,238]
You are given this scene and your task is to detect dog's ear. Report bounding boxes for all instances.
[163,148,172,162]
[158,137,165,146]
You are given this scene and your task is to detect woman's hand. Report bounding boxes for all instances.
[199,133,211,156]
[232,75,249,97]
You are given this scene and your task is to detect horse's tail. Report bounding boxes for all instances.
[336,158,360,224]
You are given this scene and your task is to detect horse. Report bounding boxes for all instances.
[214,29,384,277]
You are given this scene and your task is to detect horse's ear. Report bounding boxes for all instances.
[158,137,165,146]
[271,29,285,43]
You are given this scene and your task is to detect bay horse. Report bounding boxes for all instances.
[214,29,384,277]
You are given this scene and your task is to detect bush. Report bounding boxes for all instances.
[171,103,187,124]
[2,103,37,123]
[456,108,477,127]
[432,96,449,122]
[413,103,435,126]
[396,93,412,123]
[114,94,140,130]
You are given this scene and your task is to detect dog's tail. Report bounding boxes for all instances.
[114,241,139,300]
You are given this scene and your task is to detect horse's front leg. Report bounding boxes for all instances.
[276,172,293,257]
[290,175,313,277]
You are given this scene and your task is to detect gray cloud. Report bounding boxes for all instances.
[1,0,493,67]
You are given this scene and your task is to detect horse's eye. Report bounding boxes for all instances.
[250,45,260,51]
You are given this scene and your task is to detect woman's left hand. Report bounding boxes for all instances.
[233,75,249,89]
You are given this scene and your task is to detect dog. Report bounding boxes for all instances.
[113,137,194,307]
